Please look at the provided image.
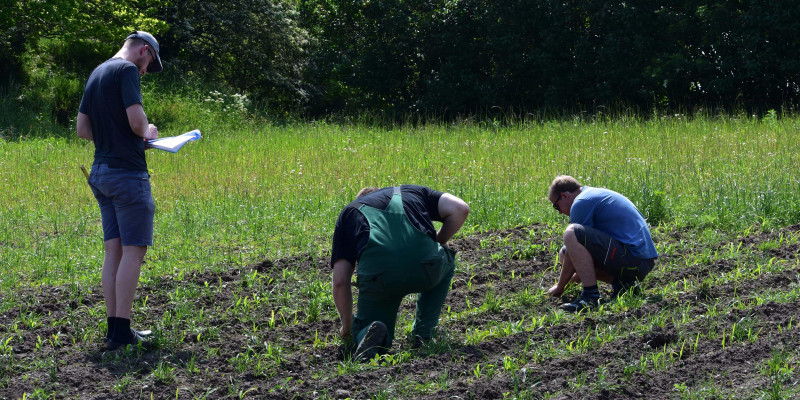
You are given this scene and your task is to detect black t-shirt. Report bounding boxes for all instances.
[79,58,147,171]
[330,185,444,266]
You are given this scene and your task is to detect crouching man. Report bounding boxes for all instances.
[547,175,658,312]
[331,185,469,360]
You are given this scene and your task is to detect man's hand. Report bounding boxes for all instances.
[145,124,158,140]
[548,284,564,297]
[337,331,355,360]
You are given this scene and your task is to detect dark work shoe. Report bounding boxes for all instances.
[413,335,429,349]
[610,279,640,300]
[107,329,152,351]
[559,293,600,313]
[104,328,151,344]
[412,326,444,349]
[355,321,387,361]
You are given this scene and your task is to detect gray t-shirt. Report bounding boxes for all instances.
[79,58,146,171]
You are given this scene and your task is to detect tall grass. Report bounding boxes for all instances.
[1,87,799,294]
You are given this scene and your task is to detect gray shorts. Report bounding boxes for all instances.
[88,164,155,246]
[564,224,655,281]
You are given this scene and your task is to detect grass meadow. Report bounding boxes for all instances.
[2,103,798,292]
[1,89,799,399]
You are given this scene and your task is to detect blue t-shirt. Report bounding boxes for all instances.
[79,58,146,171]
[570,186,658,259]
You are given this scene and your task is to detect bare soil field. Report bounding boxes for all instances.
[1,224,798,399]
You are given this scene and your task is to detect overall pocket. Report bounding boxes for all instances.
[420,254,445,290]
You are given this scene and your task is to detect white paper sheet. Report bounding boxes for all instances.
[145,129,202,153]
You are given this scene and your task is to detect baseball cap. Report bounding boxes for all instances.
[126,31,163,73]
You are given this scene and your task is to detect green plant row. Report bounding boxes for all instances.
[1,217,798,398]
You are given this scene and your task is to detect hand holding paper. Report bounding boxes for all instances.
[145,129,201,153]
[146,124,159,140]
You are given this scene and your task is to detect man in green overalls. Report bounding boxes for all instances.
[331,185,470,360]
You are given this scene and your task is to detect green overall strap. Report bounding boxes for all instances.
[357,187,440,273]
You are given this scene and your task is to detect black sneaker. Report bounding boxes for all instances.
[107,329,152,351]
[559,294,600,313]
[412,326,443,349]
[355,321,387,361]
[104,328,152,344]
[610,279,640,299]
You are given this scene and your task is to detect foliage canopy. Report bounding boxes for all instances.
[3,0,800,122]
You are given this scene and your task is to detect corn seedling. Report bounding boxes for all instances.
[153,361,176,384]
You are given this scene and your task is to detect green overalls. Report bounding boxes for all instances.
[352,187,456,348]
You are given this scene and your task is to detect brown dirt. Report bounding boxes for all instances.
[1,224,799,399]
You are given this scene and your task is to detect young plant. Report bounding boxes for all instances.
[153,361,176,384]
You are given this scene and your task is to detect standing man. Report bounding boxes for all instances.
[547,175,658,312]
[331,185,469,360]
[77,31,163,349]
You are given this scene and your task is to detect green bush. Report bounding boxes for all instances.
[159,0,311,111]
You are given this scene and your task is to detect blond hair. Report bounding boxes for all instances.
[356,186,380,198]
[548,175,581,200]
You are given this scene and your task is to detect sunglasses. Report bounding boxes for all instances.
[145,46,155,64]
[552,192,565,211]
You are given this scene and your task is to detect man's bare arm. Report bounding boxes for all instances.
[76,112,93,141]
[125,103,158,140]
[332,259,355,337]
[436,193,470,245]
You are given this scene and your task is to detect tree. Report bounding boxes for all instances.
[160,0,312,110]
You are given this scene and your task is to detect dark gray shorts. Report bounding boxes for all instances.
[564,224,655,281]
[88,164,155,246]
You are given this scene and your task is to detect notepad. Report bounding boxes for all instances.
[145,129,202,153]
